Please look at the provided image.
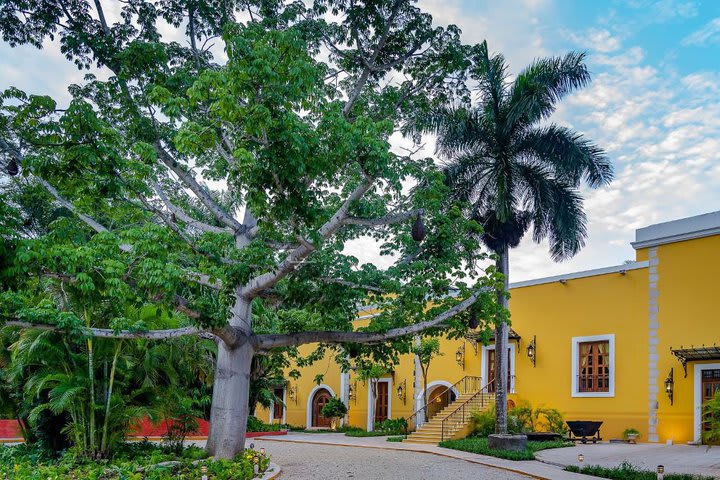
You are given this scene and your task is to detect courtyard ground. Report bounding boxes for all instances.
[535,442,720,478]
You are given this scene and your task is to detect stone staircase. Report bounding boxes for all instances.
[403,392,494,444]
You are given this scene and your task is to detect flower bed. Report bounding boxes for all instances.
[439,437,572,461]
[0,442,271,479]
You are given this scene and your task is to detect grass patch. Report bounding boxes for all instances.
[439,437,572,461]
[386,436,405,442]
[565,462,715,480]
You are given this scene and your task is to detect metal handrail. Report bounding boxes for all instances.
[440,378,495,442]
[403,376,482,438]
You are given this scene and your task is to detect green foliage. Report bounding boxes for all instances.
[439,437,572,461]
[0,442,270,479]
[320,397,348,420]
[702,390,720,444]
[373,418,408,435]
[565,461,714,480]
[246,416,285,433]
[622,428,641,440]
[386,436,405,442]
[471,402,568,436]
[471,406,497,437]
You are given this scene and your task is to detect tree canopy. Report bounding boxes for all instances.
[0,0,505,457]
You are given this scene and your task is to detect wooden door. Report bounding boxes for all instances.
[374,381,389,424]
[272,387,284,421]
[488,348,512,393]
[702,369,720,435]
[312,389,332,428]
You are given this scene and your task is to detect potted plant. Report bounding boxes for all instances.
[623,428,641,444]
[321,397,348,430]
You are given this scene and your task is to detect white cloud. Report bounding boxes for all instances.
[564,28,622,53]
[681,17,720,46]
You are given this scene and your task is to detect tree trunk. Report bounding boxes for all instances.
[206,296,254,459]
[413,336,423,425]
[494,248,510,434]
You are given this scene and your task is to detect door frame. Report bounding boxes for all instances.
[269,386,286,425]
[694,362,720,442]
[482,343,516,393]
[306,384,336,428]
[366,378,392,431]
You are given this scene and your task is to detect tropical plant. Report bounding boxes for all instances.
[702,390,720,444]
[471,405,497,437]
[408,40,613,433]
[0,0,505,459]
[321,397,348,429]
[413,337,443,420]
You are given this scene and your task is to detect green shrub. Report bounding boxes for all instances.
[565,461,714,480]
[471,406,496,437]
[246,416,284,432]
[509,400,534,433]
[536,408,570,436]
[702,390,720,444]
[622,428,641,440]
[374,418,408,435]
[387,436,404,442]
[320,397,348,421]
[0,442,270,479]
[439,437,572,461]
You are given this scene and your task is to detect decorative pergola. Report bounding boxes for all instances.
[671,345,720,377]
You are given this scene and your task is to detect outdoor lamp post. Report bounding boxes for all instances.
[577,453,584,464]
[260,447,265,456]
[201,464,208,480]
[526,335,536,367]
[665,368,674,406]
[253,456,259,475]
[657,464,664,480]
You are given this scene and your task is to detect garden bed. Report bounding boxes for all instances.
[565,462,715,480]
[439,437,572,461]
[0,442,271,479]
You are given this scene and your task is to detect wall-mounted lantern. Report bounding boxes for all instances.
[526,335,536,367]
[349,381,357,404]
[665,368,674,406]
[288,384,298,404]
[397,379,407,405]
[456,342,465,368]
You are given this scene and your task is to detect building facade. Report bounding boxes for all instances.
[257,211,720,444]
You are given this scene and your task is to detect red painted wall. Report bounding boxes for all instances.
[0,418,286,440]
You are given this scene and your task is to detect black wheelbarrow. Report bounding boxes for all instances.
[566,421,603,444]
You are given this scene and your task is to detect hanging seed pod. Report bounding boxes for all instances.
[6,158,19,176]
[411,214,426,242]
[468,311,479,329]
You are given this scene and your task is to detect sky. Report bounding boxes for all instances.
[2,0,720,282]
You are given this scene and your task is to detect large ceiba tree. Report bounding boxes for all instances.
[409,41,614,434]
[0,1,504,458]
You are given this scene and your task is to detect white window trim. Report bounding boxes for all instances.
[571,334,615,398]
[269,386,287,425]
[693,362,720,443]
[306,384,336,428]
[366,378,392,431]
[481,343,516,393]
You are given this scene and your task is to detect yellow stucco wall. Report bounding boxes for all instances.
[254,230,720,444]
[653,235,720,443]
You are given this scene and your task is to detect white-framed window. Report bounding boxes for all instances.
[571,334,615,398]
[482,343,516,393]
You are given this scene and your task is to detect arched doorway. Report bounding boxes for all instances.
[425,385,457,420]
[311,388,332,428]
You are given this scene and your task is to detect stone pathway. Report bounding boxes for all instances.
[535,442,720,478]
[230,432,589,479]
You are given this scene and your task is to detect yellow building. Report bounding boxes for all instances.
[257,211,720,444]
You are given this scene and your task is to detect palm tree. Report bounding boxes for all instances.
[411,41,613,434]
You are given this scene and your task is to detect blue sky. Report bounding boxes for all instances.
[2,0,720,281]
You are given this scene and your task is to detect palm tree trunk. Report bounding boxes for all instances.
[494,247,510,434]
[100,342,121,454]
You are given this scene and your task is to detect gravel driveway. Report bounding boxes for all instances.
[250,439,530,479]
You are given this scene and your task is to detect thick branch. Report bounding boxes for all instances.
[154,142,244,233]
[344,208,424,226]
[152,182,232,234]
[239,175,375,298]
[319,277,384,293]
[5,321,203,340]
[252,287,484,350]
